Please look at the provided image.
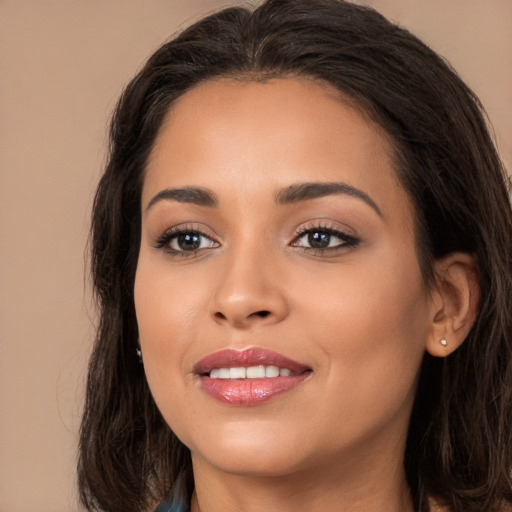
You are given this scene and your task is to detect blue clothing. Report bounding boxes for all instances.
[155,498,187,512]
[154,470,190,512]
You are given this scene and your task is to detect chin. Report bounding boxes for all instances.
[197,447,308,478]
[187,420,316,477]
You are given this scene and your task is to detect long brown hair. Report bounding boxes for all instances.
[79,1,512,511]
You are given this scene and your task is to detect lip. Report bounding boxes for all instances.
[194,348,311,406]
[194,348,310,375]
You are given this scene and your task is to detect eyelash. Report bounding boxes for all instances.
[291,223,359,255]
[154,225,219,258]
[154,223,359,258]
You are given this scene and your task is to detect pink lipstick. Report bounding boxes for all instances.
[195,348,311,406]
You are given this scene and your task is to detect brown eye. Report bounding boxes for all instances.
[174,233,202,251]
[308,231,331,249]
[294,229,357,251]
[155,228,219,255]
[168,232,217,252]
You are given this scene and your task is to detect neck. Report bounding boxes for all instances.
[189,444,414,512]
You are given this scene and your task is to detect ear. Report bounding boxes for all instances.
[425,253,480,357]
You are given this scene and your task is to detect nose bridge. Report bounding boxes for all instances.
[210,234,288,328]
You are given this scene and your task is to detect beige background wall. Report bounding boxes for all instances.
[0,2,510,511]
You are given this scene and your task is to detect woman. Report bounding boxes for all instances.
[78,1,512,511]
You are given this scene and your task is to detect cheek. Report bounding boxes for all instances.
[133,257,205,408]
[134,276,207,451]
[298,250,429,429]
[135,253,206,343]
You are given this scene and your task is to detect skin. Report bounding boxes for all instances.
[135,78,475,512]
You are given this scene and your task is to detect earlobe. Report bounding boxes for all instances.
[425,253,480,358]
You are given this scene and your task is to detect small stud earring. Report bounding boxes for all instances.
[440,338,447,347]
[136,347,143,363]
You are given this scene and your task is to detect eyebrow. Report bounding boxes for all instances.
[146,186,218,212]
[276,182,383,217]
[145,181,382,218]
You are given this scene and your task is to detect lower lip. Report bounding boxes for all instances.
[200,374,310,406]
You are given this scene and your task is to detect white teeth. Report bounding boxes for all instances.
[218,368,231,379]
[265,365,279,377]
[229,367,246,379]
[246,365,265,378]
[208,365,297,379]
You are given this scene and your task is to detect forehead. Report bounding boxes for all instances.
[151,77,394,159]
[143,77,408,219]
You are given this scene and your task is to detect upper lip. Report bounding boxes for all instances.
[194,348,310,376]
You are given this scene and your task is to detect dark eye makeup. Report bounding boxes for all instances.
[291,223,359,255]
[153,224,219,257]
[153,222,359,258]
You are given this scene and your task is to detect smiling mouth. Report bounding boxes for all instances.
[206,365,300,379]
[195,348,312,406]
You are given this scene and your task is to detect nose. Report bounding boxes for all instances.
[209,246,289,329]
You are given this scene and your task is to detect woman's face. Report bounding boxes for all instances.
[135,78,434,478]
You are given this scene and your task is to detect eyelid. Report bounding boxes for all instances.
[151,219,359,258]
[153,223,220,256]
[290,220,360,255]
[294,219,356,236]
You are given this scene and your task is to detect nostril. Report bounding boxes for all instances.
[253,310,271,318]
[212,309,273,324]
